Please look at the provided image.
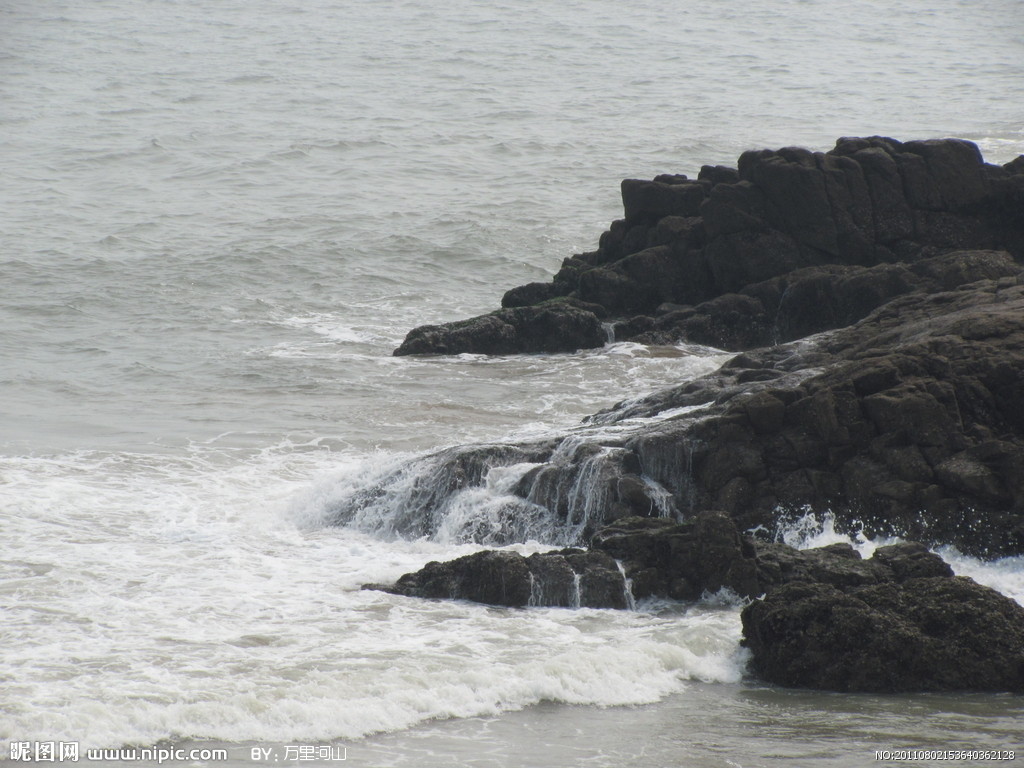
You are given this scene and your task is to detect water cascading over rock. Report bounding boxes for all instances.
[360,137,1024,694]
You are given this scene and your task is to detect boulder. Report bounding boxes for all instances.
[741,573,1024,693]
[367,548,631,609]
[393,303,606,355]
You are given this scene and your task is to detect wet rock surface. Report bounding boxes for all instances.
[741,572,1024,693]
[366,547,632,609]
[388,137,1024,558]
[369,514,956,609]
[393,303,606,356]
[367,515,1024,693]
[373,138,1024,693]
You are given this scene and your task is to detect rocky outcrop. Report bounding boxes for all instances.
[368,514,1024,693]
[376,256,1024,557]
[741,569,1024,693]
[374,138,1024,694]
[368,512,952,608]
[395,137,1024,355]
[394,303,606,356]
[386,139,1024,557]
[388,142,1024,554]
[616,272,1024,558]
[367,547,633,609]
[366,511,759,607]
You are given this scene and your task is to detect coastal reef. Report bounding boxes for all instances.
[366,512,1024,692]
[369,138,1024,692]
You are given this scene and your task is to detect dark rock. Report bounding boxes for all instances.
[564,550,630,608]
[577,267,649,314]
[753,542,889,591]
[394,304,605,356]
[851,146,914,242]
[625,275,1024,556]
[647,292,772,350]
[370,547,631,609]
[501,281,561,308]
[909,248,1019,290]
[376,138,1024,695]
[621,178,706,224]
[524,551,578,606]
[901,139,989,212]
[744,391,786,434]
[378,550,534,607]
[698,164,741,187]
[705,229,806,294]
[701,180,770,240]
[767,262,918,343]
[387,137,1024,556]
[741,575,1024,692]
[869,542,954,581]
[395,137,1022,363]
[592,511,761,601]
[645,216,704,250]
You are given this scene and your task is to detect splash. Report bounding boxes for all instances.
[772,510,1024,606]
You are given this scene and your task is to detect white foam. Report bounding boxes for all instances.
[773,509,898,558]
[0,445,751,750]
[934,546,1024,607]
[773,511,1024,606]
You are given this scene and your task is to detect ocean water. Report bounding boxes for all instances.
[2,0,1023,765]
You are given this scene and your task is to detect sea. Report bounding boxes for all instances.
[2,0,1023,765]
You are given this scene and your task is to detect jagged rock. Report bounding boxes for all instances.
[618,272,1024,557]
[753,542,890,590]
[365,512,761,607]
[909,248,1019,289]
[396,137,1024,359]
[869,541,955,581]
[379,550,534,606]
[741,573,1024,693]
[608,317,1023,552]
[697,164,740,188]
[501,281,562,308]
[375,139,1024,695]
[368,515,960,611]
[387,138,1024,554]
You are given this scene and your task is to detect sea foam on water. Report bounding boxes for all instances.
[3,0,1023,760]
